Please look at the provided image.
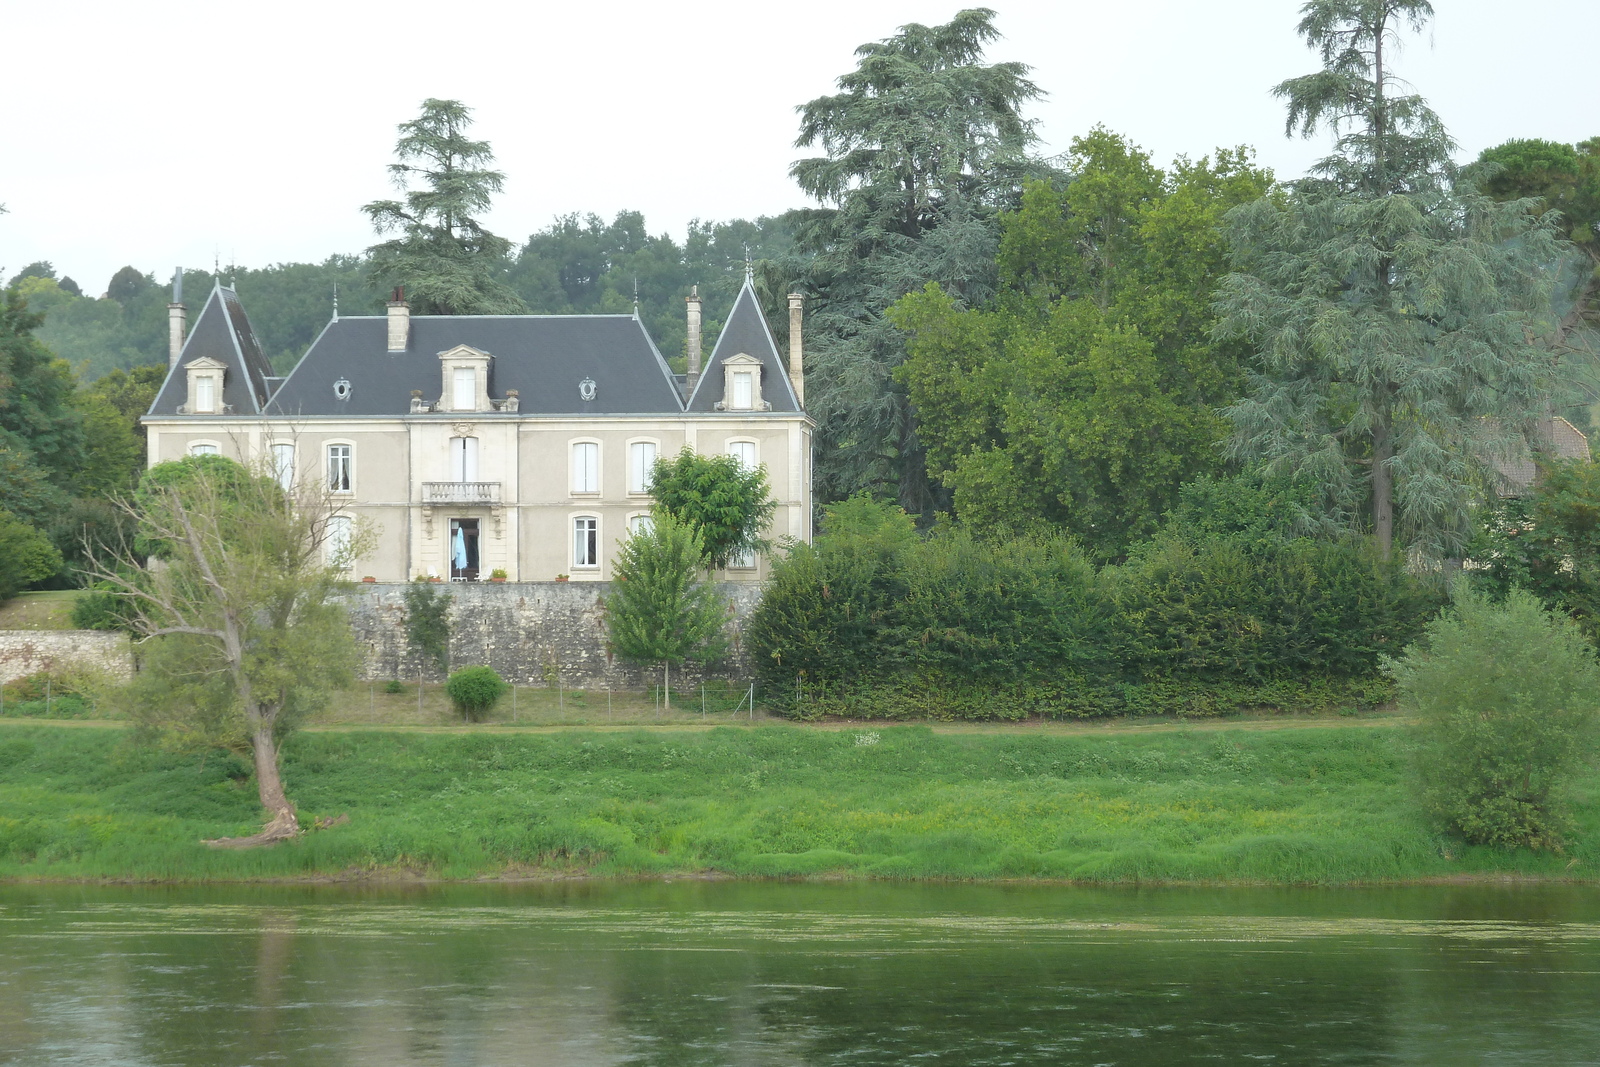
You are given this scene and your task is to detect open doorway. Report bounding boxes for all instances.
[449,518,480,581]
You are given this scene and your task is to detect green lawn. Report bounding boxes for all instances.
[0,591,83,631]
[0,722,1593,884]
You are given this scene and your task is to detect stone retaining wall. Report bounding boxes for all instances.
[0,630,134,685]
[339,581,764,688]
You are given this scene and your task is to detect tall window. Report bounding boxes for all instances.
[571,441,599,494]
[729,548,757,570]
[326,516,352,568]
[628,441,657,494]
[728,440,757,472]
[732,371,753,409]
[328,444,353,492]
[189,442,219,457]
[195,376,215,413]
[271,443,294,490]
[453,367,475,410]
[573,517,598,567]
[450,437,479,482]
[628,513,654,537]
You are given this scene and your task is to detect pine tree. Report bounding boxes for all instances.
[364,99,527,315]
[1216,0,1563,558]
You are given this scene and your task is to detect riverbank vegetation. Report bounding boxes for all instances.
[1,720,1596,885]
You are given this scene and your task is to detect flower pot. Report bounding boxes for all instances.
[361,576,377,583]
[490,577,506,583]
[555,576,569,582]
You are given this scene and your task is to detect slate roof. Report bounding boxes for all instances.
[147,284,276,415]
[263,313,683,417]
[685,279,802,413]
[1489,416,1591,496]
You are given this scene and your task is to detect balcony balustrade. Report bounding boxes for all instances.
[422,481,501,505]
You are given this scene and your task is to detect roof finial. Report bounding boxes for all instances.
[744,245,753,285]
[632,276,640,320]
[332,283,340,323]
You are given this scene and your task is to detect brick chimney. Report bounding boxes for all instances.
[386,286,410,352]
[788,292,805,407]
[167,267,187,368]
[685,285,703,395]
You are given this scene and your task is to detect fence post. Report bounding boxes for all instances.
[513,682,518,723]
[46,677,51,717]
[418,676,424,715]
[750,682,755,721]
[702,683,706,721]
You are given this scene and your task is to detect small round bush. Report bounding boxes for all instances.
[446,666,509,722]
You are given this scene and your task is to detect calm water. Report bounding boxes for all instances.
[3,882,1599,1065]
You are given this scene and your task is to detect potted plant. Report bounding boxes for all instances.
[489,568,508,583]
[361,576,377,583]
[555,574,569,582]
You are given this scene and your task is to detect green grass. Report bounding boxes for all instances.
[0,590,83,631]
[0,722,1594,884]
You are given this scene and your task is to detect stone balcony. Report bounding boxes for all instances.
[421,481,502,505]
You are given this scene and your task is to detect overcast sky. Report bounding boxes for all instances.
[3,0,1595,295]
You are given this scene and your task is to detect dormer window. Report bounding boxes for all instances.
[437,344,493,413]
[181,356,228,415]
[716,352,768,411]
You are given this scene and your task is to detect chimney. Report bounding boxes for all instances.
[788,292,805,407]
[167,267,187,368]
[685,285,703,395]
[386,286,410,352]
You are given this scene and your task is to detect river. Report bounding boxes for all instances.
[2,882,1597,1065]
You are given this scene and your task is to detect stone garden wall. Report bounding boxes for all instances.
[339,581,765,688]
[0,631,134,685]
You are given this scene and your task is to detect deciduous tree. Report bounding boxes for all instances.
[90,455,370,844]
[605,512,730,708]
[648,448,777,570]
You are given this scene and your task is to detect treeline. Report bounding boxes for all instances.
[748,490,1440,720]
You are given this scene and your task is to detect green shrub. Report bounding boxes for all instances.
[383,679,405,695]
[403,579,452,678]
[445,666,508,722]
[71,583,136,631]
[1388,586,1600,851]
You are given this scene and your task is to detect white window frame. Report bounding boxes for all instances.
[728,546,758,570]
[452,366,475,412]
[327,442,354,494]
[627,438,660,495]
[188,441,221,457]
[572,514,600,569]
[627,512,654,538]
[731,370,753,410]
[270,442,295,490]
[570,439,601,495]
[727,438,759,473]
[194,375,217,414]
[326,515,353,569]
[449,436,480,483]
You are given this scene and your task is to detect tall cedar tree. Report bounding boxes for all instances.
[1216,0,1562,558]
[364,99,527,315]
[605,512,730,708]
[893,130,1272,555]
[90,455,369,845]
[784,8,1043,513]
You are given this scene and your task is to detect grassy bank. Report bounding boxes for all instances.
[0,722,1594,884]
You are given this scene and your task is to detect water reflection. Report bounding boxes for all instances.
[3,883,1599,1065]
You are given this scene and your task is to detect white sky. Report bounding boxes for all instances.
[3,0,1595,294]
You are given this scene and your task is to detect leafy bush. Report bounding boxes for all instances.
[750,498,1439,720]
[1472,458,1600,641]
[71,582,136,631]
[0,509,62,601]
[446,666,508,722]
[1388,586,1600,851]
[383,679,405,695]
[0,672,91,719]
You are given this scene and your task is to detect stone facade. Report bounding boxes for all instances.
[0,631,134,685]
[340,581,765,689]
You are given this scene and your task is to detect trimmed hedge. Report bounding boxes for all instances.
[748,500,1439,720]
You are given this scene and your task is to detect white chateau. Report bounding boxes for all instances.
[143,277,814,582]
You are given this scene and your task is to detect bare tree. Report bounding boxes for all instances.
[89,452,374,845]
